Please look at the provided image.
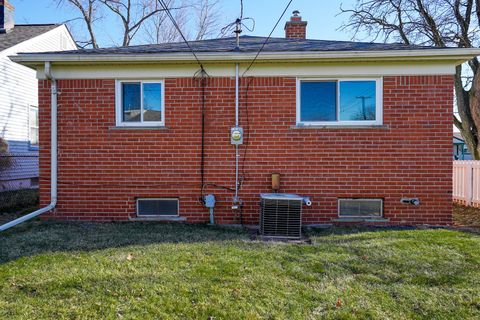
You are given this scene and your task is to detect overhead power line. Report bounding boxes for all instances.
[157,0,207,74]
[242,0,294,77]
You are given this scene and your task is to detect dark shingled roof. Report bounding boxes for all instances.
[0,24,60,51]
[27,35,445,56]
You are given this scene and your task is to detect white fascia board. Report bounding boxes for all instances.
[10,47,480,65]
[34,60,456,79]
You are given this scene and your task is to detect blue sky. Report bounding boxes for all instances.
[11,0,359,46]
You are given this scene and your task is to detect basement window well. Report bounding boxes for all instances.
[338,198,383,218]
[136,198,179,217]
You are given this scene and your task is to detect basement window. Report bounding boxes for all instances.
[136,198,179,216]
[297,78,382,126]
[115,80,164,127]
[338,198,383,218]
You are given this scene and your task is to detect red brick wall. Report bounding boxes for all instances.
[38,75,453,225]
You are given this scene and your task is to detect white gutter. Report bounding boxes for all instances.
[0,62,57,232]
[9,48,480,64]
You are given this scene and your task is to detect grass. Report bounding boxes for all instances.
[1,222,480,319]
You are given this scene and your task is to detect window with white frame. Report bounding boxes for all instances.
[297,79,382,126]
[115,80,164,126]
[29,105,39,149]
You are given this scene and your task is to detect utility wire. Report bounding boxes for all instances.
[157,0,207,74]
[38,177,235,192]
[242,0,294,77]
[157,0,212,201]
[239,0,294,188]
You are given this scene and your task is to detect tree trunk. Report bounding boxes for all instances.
[455,66,480,159]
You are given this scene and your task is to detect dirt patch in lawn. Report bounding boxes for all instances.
[453,204,480,230]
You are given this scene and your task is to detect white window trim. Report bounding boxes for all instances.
[296,77,383,126]
[337,198,384,218]
[28,105,39,150]
[115,79,165,127]
[136,198,179,217]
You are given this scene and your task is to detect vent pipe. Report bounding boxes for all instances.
[234,18,242,50]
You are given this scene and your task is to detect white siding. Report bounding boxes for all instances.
[0,25,76,188]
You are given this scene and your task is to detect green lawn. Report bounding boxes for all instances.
[1,222,480,319]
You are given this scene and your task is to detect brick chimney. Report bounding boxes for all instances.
[0,0,14,34]
[284,10,307,39]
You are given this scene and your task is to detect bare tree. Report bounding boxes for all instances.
[58,0,221,47]
[57,0,101,48]
[340,0,480,159]
[192,0,220,40]
[143,0,187,44]
[99,0,182,46]
[143,0,220,44]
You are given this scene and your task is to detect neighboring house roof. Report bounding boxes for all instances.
[20,35,446,55]
[0,24,60,51]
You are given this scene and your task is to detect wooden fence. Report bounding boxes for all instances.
[453,160,480,206]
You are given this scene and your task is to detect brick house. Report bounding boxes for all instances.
[9,12,480,226]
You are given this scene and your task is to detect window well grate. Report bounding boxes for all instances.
[137,198,179,216]
[338,199,383,218]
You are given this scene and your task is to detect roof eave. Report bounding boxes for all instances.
[10,48,480,67]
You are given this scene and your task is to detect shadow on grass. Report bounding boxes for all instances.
[0,221,249,264]
[304,225,478,248]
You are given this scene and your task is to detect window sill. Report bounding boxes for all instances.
[291,124,389,130]
[109,126,169,130]
[332,217,390,223]
[129,216,186,222]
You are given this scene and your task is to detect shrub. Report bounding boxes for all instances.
[0,137,13,174]
[0,188,39,214]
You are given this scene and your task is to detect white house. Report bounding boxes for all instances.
[0,0,77,190]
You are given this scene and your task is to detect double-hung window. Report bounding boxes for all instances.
[297,78,382,126]
[115,80,164,127]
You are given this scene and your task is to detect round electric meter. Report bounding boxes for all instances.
[231,129,242,141]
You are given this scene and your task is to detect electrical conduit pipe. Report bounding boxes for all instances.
[234,63,240,205]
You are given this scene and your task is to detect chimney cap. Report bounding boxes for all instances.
[284,9,307,38]
[287,9,306,24]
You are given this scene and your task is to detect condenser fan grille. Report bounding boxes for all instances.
[260,195,302,239]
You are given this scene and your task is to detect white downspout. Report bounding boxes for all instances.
[0,62,57,231]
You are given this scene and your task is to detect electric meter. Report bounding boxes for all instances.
[230,127,243,145]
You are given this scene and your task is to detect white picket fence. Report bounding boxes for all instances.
[453,160,480,206]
